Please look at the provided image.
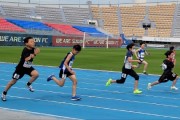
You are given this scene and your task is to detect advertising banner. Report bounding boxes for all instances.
[0,33,52,46]
[52,36,122,47]
[0,33,123,47]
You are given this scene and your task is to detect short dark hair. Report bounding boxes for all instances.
[73,44,81,51]
[24,37,33,44]
[169,46,174,51]
[140,41,145,46]
[164,50,173,58]
[126,43,135,50]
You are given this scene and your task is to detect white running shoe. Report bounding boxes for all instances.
[27,85,34,92]
[1,93,6,101]
[171,86,178,90]
[147,83,152,90]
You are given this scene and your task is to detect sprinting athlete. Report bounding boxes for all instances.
[1,37,40,101]
[106,43,142,94]
[134,42,149,75]
[147,50,178,90]
[47,44,82,101]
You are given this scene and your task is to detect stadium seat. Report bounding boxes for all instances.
[6,19,53,31]
[45,23,84,36]
[72,25,106,37]
[63,7,90,25]
[0,18,25,32]
[91,6,119,35]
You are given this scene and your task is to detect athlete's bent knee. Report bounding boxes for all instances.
[158,79,168,83]
[134,75,139,80]
[116,78,125,84]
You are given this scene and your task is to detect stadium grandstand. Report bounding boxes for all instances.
[0,0,180,48]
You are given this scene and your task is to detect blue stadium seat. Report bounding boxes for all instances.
[72,25,107,37]
[6,19,53,31]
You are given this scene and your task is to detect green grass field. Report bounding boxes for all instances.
[0,46,179,75]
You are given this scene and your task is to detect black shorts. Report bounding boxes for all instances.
[121,66,139,80]
[12,67,35,80]
[158,71,177,83]
[59,69,73,79]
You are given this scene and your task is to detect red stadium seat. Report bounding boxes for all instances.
[0,18,26,32]
[45,23,84,36]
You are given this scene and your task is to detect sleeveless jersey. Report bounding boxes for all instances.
[124,51,133,69]
[59,52,75,70]
[138,48,145,60]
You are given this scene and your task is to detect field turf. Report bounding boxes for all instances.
[0,46,179,75]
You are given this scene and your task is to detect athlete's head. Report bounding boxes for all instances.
[72,44,81,55]
[126,43,135,51]
[24,37,35,48]
[140,42,145,48]
[164,50,173,58]
[169,46,175,51]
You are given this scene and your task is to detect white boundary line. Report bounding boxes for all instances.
[1,84,180,108]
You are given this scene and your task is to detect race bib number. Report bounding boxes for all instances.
[13,73,20,79]
[161,63,167,70]
[121,73,127,78]
[125,63,131,69]
[23,61,32,68]
[69,61,73,68]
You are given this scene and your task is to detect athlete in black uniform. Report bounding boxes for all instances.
[1,37,40,101]
[106,43,142,94]
[147,50,178,90]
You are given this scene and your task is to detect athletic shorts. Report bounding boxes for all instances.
[12,67,35,80]
[59,69,73,79]
[121,66,139,80]
[158,71,177,83]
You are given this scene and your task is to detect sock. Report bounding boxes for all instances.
[3,91,7,95]
[27,82,31,86]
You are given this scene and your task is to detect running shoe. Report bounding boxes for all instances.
[133,89,142,94]
[106,78,112,86]
[47,75,55,82]
[143,72,148,75]
[27,84,34,92]
[71,96,81,101]
[171,86,178,90]
[1,93,6,101]
[147,83,152,90]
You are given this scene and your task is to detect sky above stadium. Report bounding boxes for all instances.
[1,0,180,4]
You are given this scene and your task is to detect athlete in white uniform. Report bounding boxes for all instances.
[135,42,149,75]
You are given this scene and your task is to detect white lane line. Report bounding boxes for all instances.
[0,78,180,101]
[1,85,180,108]
[0,62,161,76]
[0,73,178,91]
[3,95,180,120]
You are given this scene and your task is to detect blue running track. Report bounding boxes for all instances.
[0,63,180,120]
